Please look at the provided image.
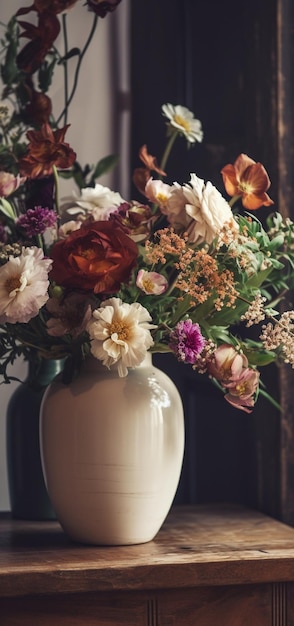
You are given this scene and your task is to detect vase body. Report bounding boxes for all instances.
[6,358,64,520]
[40,354,185,545]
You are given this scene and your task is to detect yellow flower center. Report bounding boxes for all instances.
[5,275,21,294]
[173,114,191,132]
[239,181,254,195]
[108,320,130,341]
[156,192,169,205]
[142,278,154,293]
[235,382,247,396]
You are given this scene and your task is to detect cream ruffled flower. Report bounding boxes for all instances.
[87,297,157,377]
[162,103,203,144]
[182,174,238,244]
[61,183,125,221]
[0,246,52,323]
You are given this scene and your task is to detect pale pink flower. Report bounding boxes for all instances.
[136,269,168,295]
[0,172,26,197]
[224,368,260,413]
[87,297,156,377]
[144,178,172,208]
[0,246,52,323]
[207,344,248,383]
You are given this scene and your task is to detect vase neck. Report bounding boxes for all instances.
[27,358,65,388]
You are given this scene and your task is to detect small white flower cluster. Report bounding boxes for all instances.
[260,311,294,367]
[241,292,267,327]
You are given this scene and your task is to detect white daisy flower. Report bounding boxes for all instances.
[162,103,203,144]
[87,297,157,377]
[0,246,52,324]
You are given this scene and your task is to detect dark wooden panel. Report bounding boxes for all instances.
[131,0,294,524]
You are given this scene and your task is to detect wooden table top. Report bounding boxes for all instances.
[1,504,294,598]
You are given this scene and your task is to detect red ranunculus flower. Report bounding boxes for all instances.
[19,123,76,179]
[50,221,138,294]
[86,0,122,18]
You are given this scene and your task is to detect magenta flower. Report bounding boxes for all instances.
[169,319,206,364]
[17,206,57,237]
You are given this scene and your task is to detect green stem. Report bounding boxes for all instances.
[56,14,98,127]
[229,194,242,208]
[52,165,60,216]
[61,14,69,127]
[159,130,179,173]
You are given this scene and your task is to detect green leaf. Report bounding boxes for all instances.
[90,154,119,182]
[0,198,16,220]
[59,47,80,63]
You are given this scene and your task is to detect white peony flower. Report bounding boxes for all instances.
[61,184,125,222]
[162,103,203,144]
[182,174,238,244]
[162,182,189,228]
[0,246,52,323]
[87,297,157,377]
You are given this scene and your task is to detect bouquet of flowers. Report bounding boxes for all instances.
[1,1,294,414]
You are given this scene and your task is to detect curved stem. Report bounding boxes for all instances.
[52,165,60,216]
[229,194,241,208]
[159,129,179,173]
[61,14,69,127]
[56,14,98,127]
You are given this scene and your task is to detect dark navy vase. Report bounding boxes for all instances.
[6,358,64,520]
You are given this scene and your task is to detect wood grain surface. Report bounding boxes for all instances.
[1,504,294,598]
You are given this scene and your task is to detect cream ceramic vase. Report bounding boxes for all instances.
[39,354,184,546]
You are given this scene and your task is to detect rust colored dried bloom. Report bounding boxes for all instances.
[23,83,52,126]
[132,168,151,196]
[138,145,166,177]
[35,0,79,12]
[133,145,166,196]
[16,12,60,74]
[16,0,79,16]
[19,123,76,179]
[221,153,274,210]
[86,0,122,17]
[113,201,155,240]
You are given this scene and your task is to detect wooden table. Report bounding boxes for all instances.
[0,504,294,625]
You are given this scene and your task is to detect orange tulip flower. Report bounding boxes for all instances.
[221,153,274,210]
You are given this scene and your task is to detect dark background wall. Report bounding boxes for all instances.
[130,0,294,523]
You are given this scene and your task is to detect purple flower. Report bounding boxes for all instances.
[169,319,206,364]
[17,206,57,237]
